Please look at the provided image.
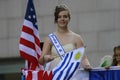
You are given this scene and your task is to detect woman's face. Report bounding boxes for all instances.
[115,49,120,62]
[57,11,70,28]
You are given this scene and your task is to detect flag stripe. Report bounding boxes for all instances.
[23,19,34,30]
[26,71,32,80]
[67,62,79,79]
[52,52,72,80]
[20,44,37,58]
[20,31,40,59]
[63,63,73,80]
[53,53,69,76]
[20,38,35,50]
[20,50,38,64]
[23,20,40,43]
[34,35,40,49]
[56,52,73,80]
[22,25,34,36]
[38,70,44,80]
[21,32,34,43]
[22,24,40,47]
[32,71,38,80]
[54,52,73,73]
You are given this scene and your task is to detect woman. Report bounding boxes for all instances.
[39,4,91,71]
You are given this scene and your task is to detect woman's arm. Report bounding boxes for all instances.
[75,34,92,70]
[39,37,54,65]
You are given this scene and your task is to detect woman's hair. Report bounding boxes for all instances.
[54,4,71,23]
[112,45,120,66]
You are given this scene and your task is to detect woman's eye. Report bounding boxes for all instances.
[63,15,68,18]
[58,16,61,18]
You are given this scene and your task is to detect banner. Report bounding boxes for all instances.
[72,66,120,80]
[89,66,120,80]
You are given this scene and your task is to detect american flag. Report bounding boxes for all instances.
[19,0,43,70]
[19,0,53,80]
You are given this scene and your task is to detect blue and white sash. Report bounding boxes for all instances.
[48,33,66,59]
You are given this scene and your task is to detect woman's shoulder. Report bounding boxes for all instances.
[44,36,52,46]
[71,31,82,39]
[71,31,84,47]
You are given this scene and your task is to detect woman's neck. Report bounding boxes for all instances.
[57,27,70,34]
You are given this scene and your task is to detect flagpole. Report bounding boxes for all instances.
[25,60,28,69]
[21,60,27,80]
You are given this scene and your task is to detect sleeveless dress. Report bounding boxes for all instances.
[45,43,76,71]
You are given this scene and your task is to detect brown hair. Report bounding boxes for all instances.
[112,45,120,66]
[54,4,71,23]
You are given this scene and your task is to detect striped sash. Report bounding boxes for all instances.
[48,33,66,59]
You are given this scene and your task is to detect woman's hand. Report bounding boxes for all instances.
[43,55,56,63]
[83,65,92,71]
[104,66,110,69]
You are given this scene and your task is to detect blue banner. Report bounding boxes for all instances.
[90,69,120,80]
